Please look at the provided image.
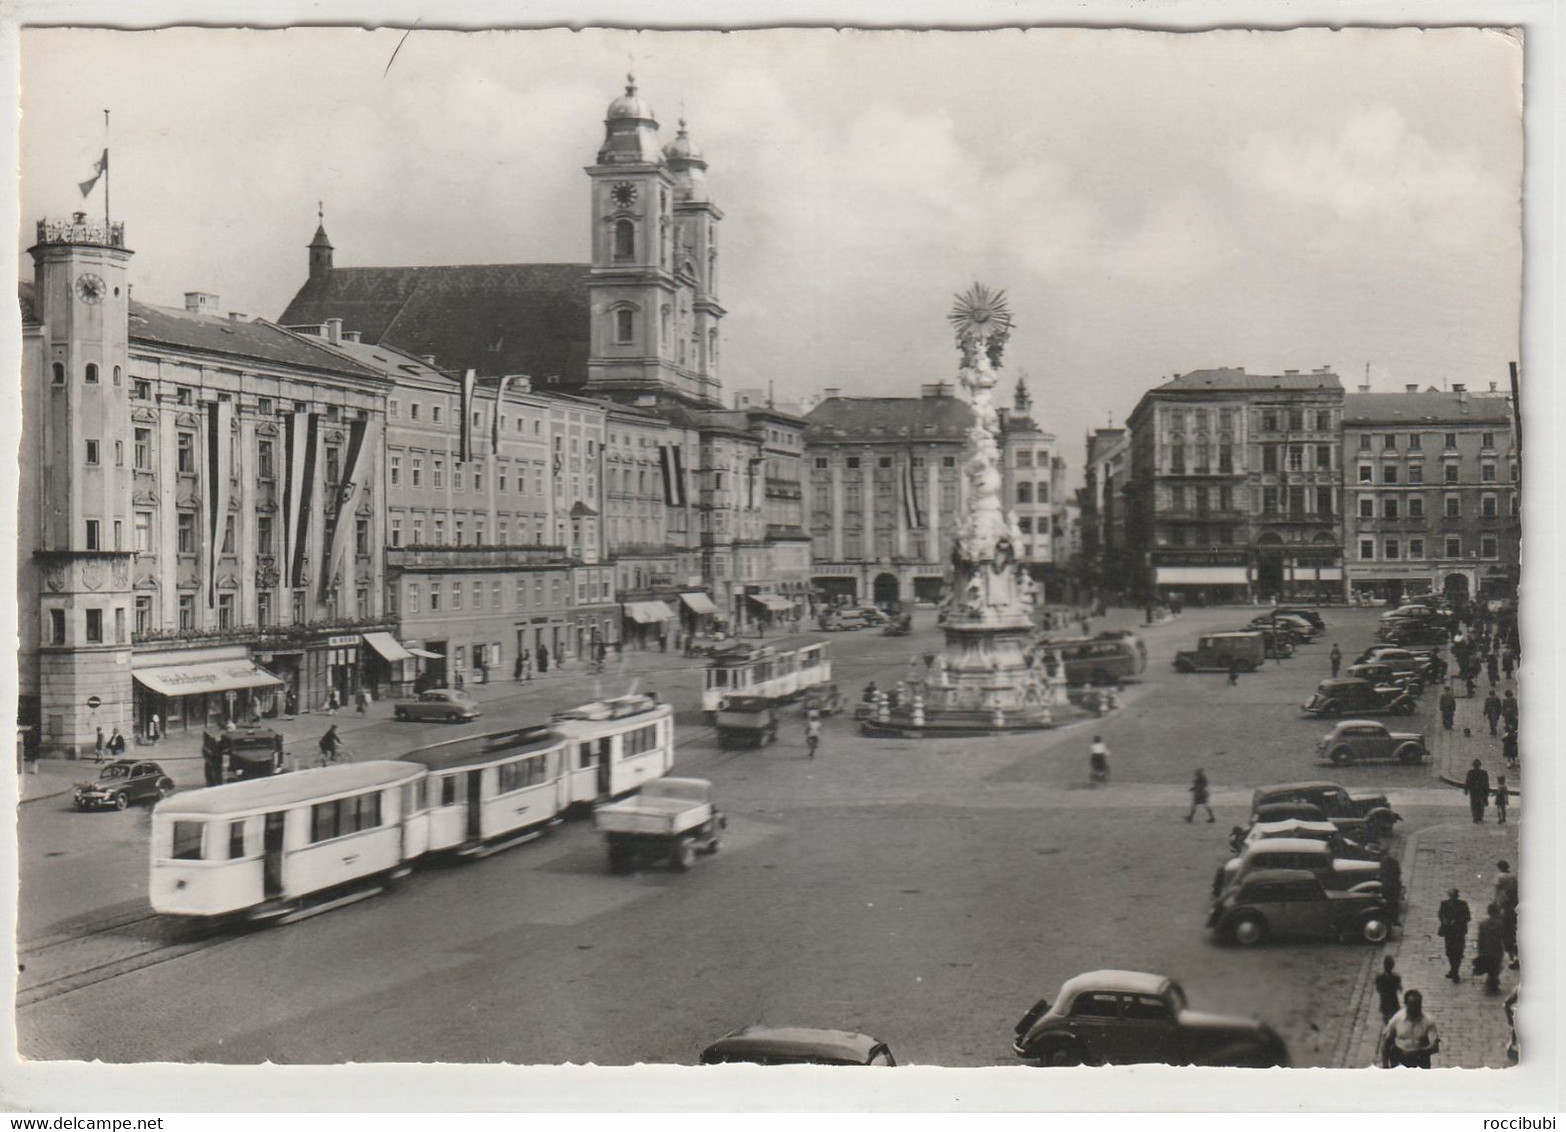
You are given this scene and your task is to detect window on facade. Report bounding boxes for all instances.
[133,511,151,552]
[1315,411,1331,431]
[615,308,635,344]
[1409,538,1424,559]
[411,457,423,488]
[1315,445,1331,469]
[1263,487,1279,514]
[257,439,275,479]
[1288,486,1305,516]
[1482,536,1498,558]
[1444,433,1458,450]
[85,363,99,384]
[1017,483,1032,504]
[221,515,235,555]
[434,519,446,544]
[1359,497,1374,519]
[455,520,465,545]
[390,517,402,547]
[1445,496,1460,519]
[1167,525,1186,547]
[1262,411,1278,432]
[1481,464,1496,482]
[1218,444,1234,473]
[1219,485,1234,510]
[1481,494,1497,518]
[1409,497,1424,519]
[217,593,235,629]
[355,518,370,555]
[1445,536,1461,558]
[83,607,103,643]
[1384,539,1400,560]
[177,388,193,406]
[325,446,341,486]
[1482,432,1495,449]
[431,405,442,425]
[429,584,441,612]
[613,219,636,262]
[256,592,272,628]
[1316,486,1333,516]
[1263,446,1278,473]
[1359,539,1375,560]
[48,607,65,644]
[1444,464,1459,484]
[1357,465,1372,483]
[85,439,100,465]
[845,457,860,470]
[432,459,444,489]
[1383,465,1398,484]
[1384,498,1399,519]
[1287,445,1304,472]
[176,432,195,473]
[1358,433,1372,451]
[1409,464,1423,484]
[133,595,152,634]
[1169,445,1185,473]
[291,589,305,624]
[51,362,66,385]
[84,519,100,550]
[177,512,196,553]
[1018,517,1033,534]
[1382,434,1397,450]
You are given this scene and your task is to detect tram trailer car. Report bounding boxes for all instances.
[551,694,676,808]
[702,637,832,715]
[399,725,569,857]
[149,762,428,920]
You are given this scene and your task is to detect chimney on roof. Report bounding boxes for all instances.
[1406,384,1419,393]
[921,382,954,399]
[1453,383,1467,404]
[228,312,245,323]
[422,354,437,366]
[1489,381,1498,392]
[342,330,361,344]
[1284,369,1299,376]
[1358,383,1371,393]
[184,291,219,316]
[822,387,842,400]
[324,317,343,345]
[1312,366,1331,375]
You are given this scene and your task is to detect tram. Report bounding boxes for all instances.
[551,694,676,807]
[400,725,567,857]
[701,637,832,714]
[148,761,427,920]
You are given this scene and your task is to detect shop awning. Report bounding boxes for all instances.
[362,632,415,663]
[1155,566,1250,585]
[624,601,676,624]
[680,591,720,615]
[407,647,443,660]
[133,660,283,698]
[748,592,796,612]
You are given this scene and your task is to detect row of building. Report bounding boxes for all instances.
[1079,367,1520,608]
[19,78,1078,756]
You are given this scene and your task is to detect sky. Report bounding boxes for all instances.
[18,26,1523,472]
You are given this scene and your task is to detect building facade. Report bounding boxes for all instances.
[1341,386,1518,604]
[1126,367,1346,604]
[1079,426,1133,596]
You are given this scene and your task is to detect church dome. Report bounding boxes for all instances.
[607,75,656,123]
[664,119,705,164]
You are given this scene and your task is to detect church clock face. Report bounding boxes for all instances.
[611,181,638,207]
[74,272,106,305]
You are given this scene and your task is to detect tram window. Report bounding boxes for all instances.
[578,742,596,769]
[711,670,728,688]
[311,801,339,843]
[441,776,458,807]
[171,821,204,861]
[227,821,246,860]
[311,793,383,843]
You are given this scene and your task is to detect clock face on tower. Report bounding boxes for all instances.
[610,182,638,208]
[75,273,106,305]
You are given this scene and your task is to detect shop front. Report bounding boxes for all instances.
[1151,553,1254,606]
[678,590,720,637]
[622,600,676,649]
[132,644,284,736]
[361,631,418,698]
[747,590,799,634]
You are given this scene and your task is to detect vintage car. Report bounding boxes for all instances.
[1010,970,1288,1068]
[1208,868,1394,946]
[1355,644,1443,673]
[1317,720,1428,766]
[1301,677,1417,718]
[699,1026,896,1066]
[1380,603,1435,622]
[73,759,176,811]
[1242,818,1382,860]
[1173,632,1266,673]
[1343,662,1423,696]
[1273,607,1326,632]
[392,687,482,723]
[1251,780,1400,841]
[714,695,781,748]
[882,613,913,636]
[1247,628,1296,660]
[201,725,286,786]
[1378,620,1451,647]
[1249,612,1321,640]
[801,683,846,717]
[818,610,873,632]
[1213,837,1385,899]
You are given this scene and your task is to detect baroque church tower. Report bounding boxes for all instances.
[584,77,725,409]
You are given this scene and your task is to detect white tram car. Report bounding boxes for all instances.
[149,762,427,919]
[148,693,679,921]
[701,638,832,714]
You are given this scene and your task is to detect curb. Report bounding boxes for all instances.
[1438,773,1520,798]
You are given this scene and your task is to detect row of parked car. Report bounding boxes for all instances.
[1173,605,1325,672]
[1302,643,1446,719]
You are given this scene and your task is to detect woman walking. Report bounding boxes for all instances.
[1185,769,1215,823]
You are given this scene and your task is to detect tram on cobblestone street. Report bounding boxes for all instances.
[551,694,676,806]
[701,636,832,714]
[149,761,429,920]
[400,725,569,857]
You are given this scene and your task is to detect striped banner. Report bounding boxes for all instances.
[459,368,476,463]
[658,445,678,506]
[669,445,687,506]
[204,399,234,607]
[902,454,926,529]
[318,415,370,599]
[282,409,320,589]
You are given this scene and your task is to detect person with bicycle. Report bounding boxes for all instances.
[319,725,343,766]
[805,712,822,759]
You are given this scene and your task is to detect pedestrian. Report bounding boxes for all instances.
[1482,690,1502,736]
[454,670,465,690]
[1438,888,1471,982]
[328,687,341,715]
[537,644,549,674]
[805,713,821,759]
[1185,769,1215,823]
[1464,759,1491,824]
[1380,853,1404,923]
[1486,651,1501,686]
[1227,826,1248,856]
[1493,775,1509,824]
[658,632,668,654]
[318,725,341,765]
[1374,956,1404,1023]
[1494,860,1519,969]
[1501,725,1518,770]
[1329,643,1343,677]
[356,688,368,714]
[1501,690,1518,733]
[1438,686,1457,731]
[1501,648,1515,681]
[94,726,105,763]
[1089,735,1109,785]
[1476,903,1505,994]
[514,655,524,682]
[1380,990,1440,1068]
[107,727,126,758]
[1226,656,1241,686]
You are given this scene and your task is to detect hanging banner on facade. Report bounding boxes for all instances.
[658,444,689,507]
[204,399,234,607]
[282,409,320,590]
[459,368,476,463]
[319,415,371,600]
[902,452,926,529]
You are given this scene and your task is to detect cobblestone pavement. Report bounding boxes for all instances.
[1428,673,1522,799]
[1339,816,1521,1069]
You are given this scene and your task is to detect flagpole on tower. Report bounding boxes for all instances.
[103,109,110,231]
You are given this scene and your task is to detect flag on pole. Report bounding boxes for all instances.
[319,416,371,600]
[491,375,513,455]
[204,400,234,607]
[459,369,476,463]
[282,409,320,589]
[78,150,108,198]
[902,453,926,529]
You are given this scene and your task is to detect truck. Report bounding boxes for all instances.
[714,695,781,748]
[201,726,285,786]
[594,777,725,873]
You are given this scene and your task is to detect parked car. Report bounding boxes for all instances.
[1378,620,1451,647]
[1243,817,1382,860]
[1208,868,1394,946]
[1355,645,1443,678]
[1250,612,1321,640]
[1380,603,1435,622]
[1213,837,1385,899]
[73,760,175,811]
[819,610,873,632]
[1274,607,1327,632]
[1173,632,1266,673]
[1247,628,1296,659]
[1251,780,1401,841]
[1301,677,1416,718]
[699,1026,896,1066]
[849,606,890,626]
[882,613,913,636]
[1343,662,1423,696]
[393,688,482,723]
[1317,720,1428,766]
[1011,970,1288,1067]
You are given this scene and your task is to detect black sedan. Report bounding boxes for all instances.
[73,760,176,811]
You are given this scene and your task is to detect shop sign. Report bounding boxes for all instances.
[328,635,359,647]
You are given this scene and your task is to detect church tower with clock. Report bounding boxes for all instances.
[584,76,725,410]
[21,214,137,753]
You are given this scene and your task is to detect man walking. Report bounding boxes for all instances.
[1185,768,1215,823]
[1476,903,1506,994]
[93,726,105,763]
[1438,888,1471,982]
[1486,650,1501,687]
[1438,686,1457,731]
[1482,690,1502,736]
[1501,689,1518,733]
[1464,759,1491,824]
[1494,860,1519,970]
[1380,990,1440,1068]
[1374,956,1404,1023]
[1329,643,1343,677]
[1227,656,1242,686]
[1502,725,1518,770]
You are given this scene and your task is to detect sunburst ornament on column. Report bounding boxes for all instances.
[949,283,1014,366]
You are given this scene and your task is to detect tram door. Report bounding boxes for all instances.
[597,737,612,797]
[465,769,483,841]
[263,811,286,899]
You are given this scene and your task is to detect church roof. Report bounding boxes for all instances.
[278,263,591,386]
[804,395,975,442]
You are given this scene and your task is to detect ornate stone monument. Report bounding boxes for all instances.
[862,285,1068,736]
